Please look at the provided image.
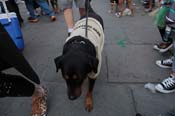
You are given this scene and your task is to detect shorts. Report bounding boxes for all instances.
[154,6,169,28]
[59,0,85,10]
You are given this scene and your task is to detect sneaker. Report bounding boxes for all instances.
[156,56,173,68]
[50,16,56,22]
[145,8,152,13]
[115,12,122,17]
[108,10,112,13]
[34,11,40,17]
[28,17,39,23]
[123,8,131,16]
[153,42,173,53]
[155,75,175,93]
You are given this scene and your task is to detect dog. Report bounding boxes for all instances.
[118,0,134,17]
[54,0,104,112]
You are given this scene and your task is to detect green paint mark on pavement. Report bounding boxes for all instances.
[117,39,126,47]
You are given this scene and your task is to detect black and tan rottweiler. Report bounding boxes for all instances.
[54,0,104,112]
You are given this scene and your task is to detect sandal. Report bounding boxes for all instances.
[31,86,47,116]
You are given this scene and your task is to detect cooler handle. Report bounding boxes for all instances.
[0,0,11,22]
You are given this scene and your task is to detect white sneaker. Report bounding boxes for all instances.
[115,12,121,17]
[153,42,173,53]
[156,56,173,68]
[155,75,175,93]
[115,12,119,17]
[123,8,131,16]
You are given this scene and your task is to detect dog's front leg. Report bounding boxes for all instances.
[85,78,96,112]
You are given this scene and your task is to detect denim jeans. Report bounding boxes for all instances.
[25,0,54,18]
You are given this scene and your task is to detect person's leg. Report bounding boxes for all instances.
[0,58,12,71]
[171,42,175,73]
[0,72,47,116]
[33,0,40,9]
[61,0,74,35]
[24,0,35,18]
[79,8,86,17]
[0,23,47,115]
[35,0,56,21]
[155,41,175,93]
[36,0,52,16]
[64,8,74,29]
[109,0,117,14]
[153,26,173,52]
[0,23,40,84]
[126,0,134,16]
[145,0,153,12]
[109,0,114,13]
[158,26,173,43]
[118,0,124,17]
[50,0,60,13]
[75,0,85,17]
[158,26,166,39]
[24,0,39,22]
[148,0,153,10]
[0,72,35,97]
[6,0,24,25]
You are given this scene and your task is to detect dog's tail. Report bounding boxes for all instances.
[85,0,95,14]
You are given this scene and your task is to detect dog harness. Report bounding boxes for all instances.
[66,17,105,79]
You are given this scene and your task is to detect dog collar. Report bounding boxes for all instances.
[71,39,86,45]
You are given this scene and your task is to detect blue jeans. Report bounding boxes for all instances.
[25,0,54,18]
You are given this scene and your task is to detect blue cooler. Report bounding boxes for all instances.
[0,12,24,50]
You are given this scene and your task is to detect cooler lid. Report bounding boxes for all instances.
[0,12,17,19]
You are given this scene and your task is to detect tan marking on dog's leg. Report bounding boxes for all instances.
[85,92,93,112]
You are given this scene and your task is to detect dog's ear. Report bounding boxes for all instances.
[54,56,63,72]
[88,55,99,73]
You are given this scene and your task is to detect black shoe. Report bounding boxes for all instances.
[28,17,39,23]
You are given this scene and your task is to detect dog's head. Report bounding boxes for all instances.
[54,52,98,100]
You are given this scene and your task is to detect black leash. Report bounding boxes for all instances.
[85,0,90,38]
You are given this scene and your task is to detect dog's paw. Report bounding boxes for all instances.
[85,97,93,112]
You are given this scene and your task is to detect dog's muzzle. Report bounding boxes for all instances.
[67,87,82,100]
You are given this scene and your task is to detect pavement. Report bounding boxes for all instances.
[0,0,175,116]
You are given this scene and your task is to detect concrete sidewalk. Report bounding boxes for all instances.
[0,0,175,116]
